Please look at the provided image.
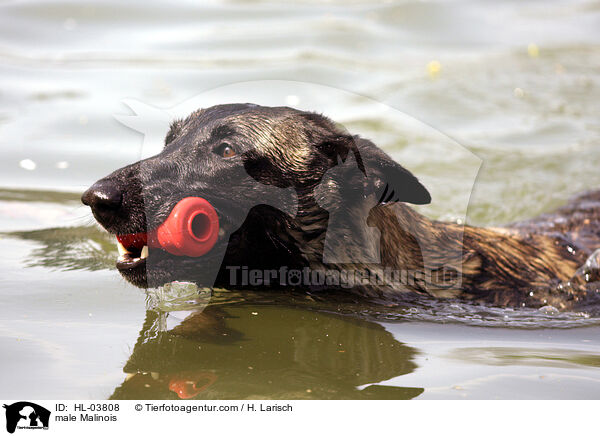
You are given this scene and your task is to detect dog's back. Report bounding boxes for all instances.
[509,190,600,254]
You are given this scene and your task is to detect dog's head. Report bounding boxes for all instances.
[82,104,430,288]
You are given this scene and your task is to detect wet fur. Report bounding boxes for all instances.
[84,104,600,309]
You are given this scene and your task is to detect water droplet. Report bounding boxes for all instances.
[538,305,559,315]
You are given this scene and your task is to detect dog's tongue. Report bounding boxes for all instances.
[116,233,147,250]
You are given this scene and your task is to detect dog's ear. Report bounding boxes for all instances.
[300,112,359,166]
[300,112,430,205]
[355,137,431,205]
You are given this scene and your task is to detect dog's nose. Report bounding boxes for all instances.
[81,180,122,211]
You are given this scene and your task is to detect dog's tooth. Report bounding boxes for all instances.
[150,372,159,380]
[117,240,129,256]
[141,246,149,259]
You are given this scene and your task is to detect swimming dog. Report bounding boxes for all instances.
[82,104,600,309]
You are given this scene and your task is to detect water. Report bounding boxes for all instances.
[1,0,600,399]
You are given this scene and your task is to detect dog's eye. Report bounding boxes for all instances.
[214,143,236,158]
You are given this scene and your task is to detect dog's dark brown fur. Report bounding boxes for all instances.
[287,183,599,310]
[368,202,593,308]
[82,104,600,310]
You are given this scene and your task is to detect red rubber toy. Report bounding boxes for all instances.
[149,197,219,257]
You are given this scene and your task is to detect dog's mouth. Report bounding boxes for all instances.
[116,233,149,271]
[115,196,223,274]
[114,223,228,274]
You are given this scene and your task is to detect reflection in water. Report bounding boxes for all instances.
[450,347,600,369]
[0,189,81,204]
[111,305,423,400]
[4,199,600,400]
[7,226,115,271]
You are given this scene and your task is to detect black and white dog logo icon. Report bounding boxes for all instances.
[3,402,50,434]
